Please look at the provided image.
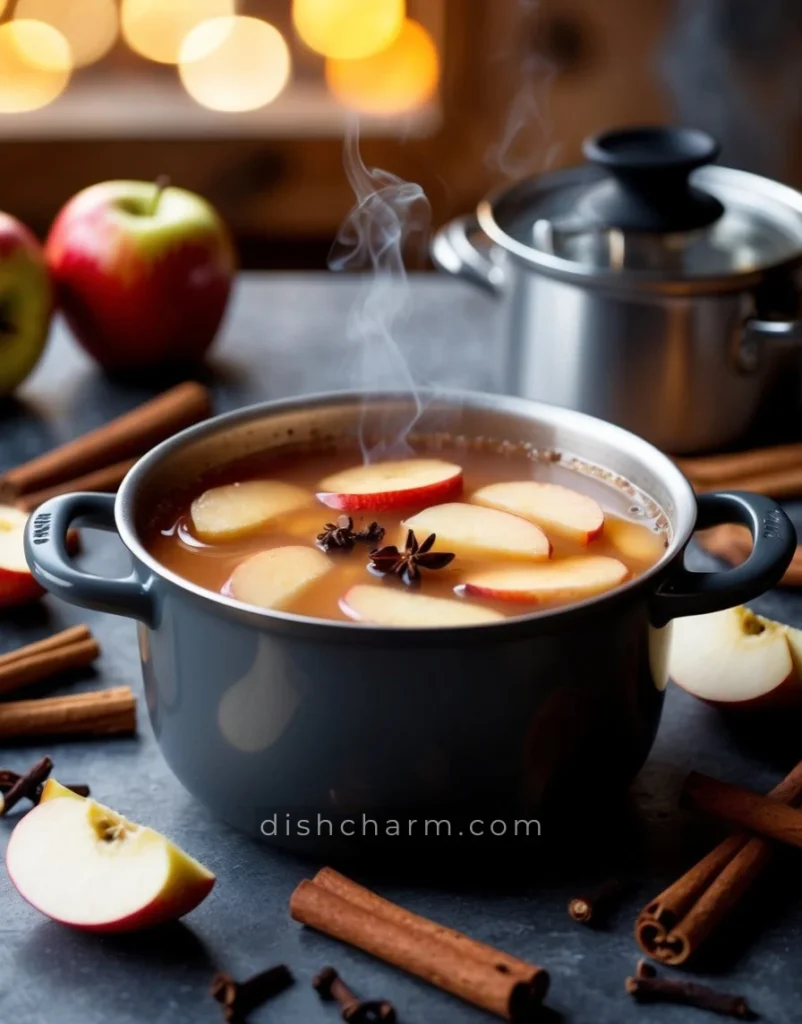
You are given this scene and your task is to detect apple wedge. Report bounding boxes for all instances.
[472,481,604,544]
[317,458,463,512]
[402,503,551,561]
[5,782,215,933]
[191,480,314,542]
[0,505,44,608]
[227,545,332,610]
[458,556,630,604]
[669,606,802,710]
[341,584,504,627]
[605,515,668,564]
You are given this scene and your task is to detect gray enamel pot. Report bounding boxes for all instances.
[24,391,795,852]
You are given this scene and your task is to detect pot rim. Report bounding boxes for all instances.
[115,388,697,635]
[476,164,802,296]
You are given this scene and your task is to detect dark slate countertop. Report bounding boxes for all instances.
[1,273,801,1024]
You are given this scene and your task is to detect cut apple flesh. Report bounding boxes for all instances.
[5,785,215,932]
[402,503,551,561]
[605,515,667,564]
[458,556,629,604]
[0,504,43,608]
[191,480,314,541]
[317,458,463,512]
[669,606,802,707]
[341,584,504,627]
[472,481,604,544]
[228,545,332,610]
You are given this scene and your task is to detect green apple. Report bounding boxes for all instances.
[0,212,52,396]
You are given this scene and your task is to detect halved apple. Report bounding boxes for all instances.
[0,505,43,608]
[668,606,802,710]
[317,459,463,512]
[472,481,604,544]
[341,584,504,627]
[227,545,332,610]
[191,481,315,542]
[5,782,215,933]
[605,515,668,564]
[458,556,629,604]
[402,503,551,561]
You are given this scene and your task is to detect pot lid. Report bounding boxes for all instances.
[478,126,802,291]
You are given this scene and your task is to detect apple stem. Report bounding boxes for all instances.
[150,175,171,216]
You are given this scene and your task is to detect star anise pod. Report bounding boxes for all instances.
[368,529,455,586]
[316,515,357,552]
[356,521,385,545]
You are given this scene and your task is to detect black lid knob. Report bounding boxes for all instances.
[580,126,724,233]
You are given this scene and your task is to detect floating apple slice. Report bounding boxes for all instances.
[341,584,504,627]
[317,459,463,512]
[228,545,332,610]
[605,515,668,564]
[472,481,604,544]
[458,556,629,604]
[191,480,314,542]
[402,503,551,561]
[5,781,215,933]
[0,505,43,608]
[669,606,802,710]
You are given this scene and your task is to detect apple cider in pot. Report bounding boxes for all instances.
[144,438,669,626]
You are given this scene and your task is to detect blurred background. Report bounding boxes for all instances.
[1,0,801,268]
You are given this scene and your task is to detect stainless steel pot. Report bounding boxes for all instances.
[24,391,795,850]
[433,127,802,454]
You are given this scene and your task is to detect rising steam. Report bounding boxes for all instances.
[329,119,431,461]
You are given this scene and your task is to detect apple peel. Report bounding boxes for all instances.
[0,505,44,608]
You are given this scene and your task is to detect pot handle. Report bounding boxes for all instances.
[650,491,796,626]
[430,214,505,296]
[24,492,155,625]
[737,317,802,372]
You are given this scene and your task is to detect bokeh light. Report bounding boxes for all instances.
[325,18,439,115]
[121,0,234,65]
[15,0,118,68]
[292,0,404,60]
[179,16,291,113]
[0,20,72,114]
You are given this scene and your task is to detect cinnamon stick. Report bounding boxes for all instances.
[697,524,802,588]
[677,441,802,486]
[313,867,546,988]
[291,878,548,1021]
[636,758,802,964]
[686,771,802,850]
[0,687,136,741]
[691,464,802,500]
[0,634,99,697]
[0,625,91,668]
[0,382,210,501]
[15,458,138,513]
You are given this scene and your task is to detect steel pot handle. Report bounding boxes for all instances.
[737,317,802,372]
[430,214,505,297]
[650,491,796,626]
[24,492,155,625]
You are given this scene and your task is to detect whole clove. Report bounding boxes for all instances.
[210,964,293,1022]
[0,757,53,816]
[625,972,756,1020]
[0,769,89,807]
[313,966,396,1023]
[568,875,630,926]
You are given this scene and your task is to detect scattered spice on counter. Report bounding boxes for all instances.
[0,625,100,697]
[568,875,630,926]
[0,757,53,816]
[0,687,137,742]
[625,969,756,1020]
[313,965,396,1023]
[636,758,802,965]
[210,964,293,1023]
[0,770,89,807]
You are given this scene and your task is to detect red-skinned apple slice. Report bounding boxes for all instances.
[472,481,604,544]
[317,459,463,512]
[341,584,504,627]
[191,481,314,541]
[457,556,629,604]
[227,545,332,610]
[402,503,551,561]
[605,515,668,564]
[0,505,43,608]
[669,606,802,710]
[5,781,215,933]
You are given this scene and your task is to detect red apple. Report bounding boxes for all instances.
[317,459,463,512]
[45,179,235,372]
[0,213,52,396]
[471,481,604,545]
[0,505,43,607]
[457,556,629,604]
[341,584,504,627]
[403,502,552,561]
